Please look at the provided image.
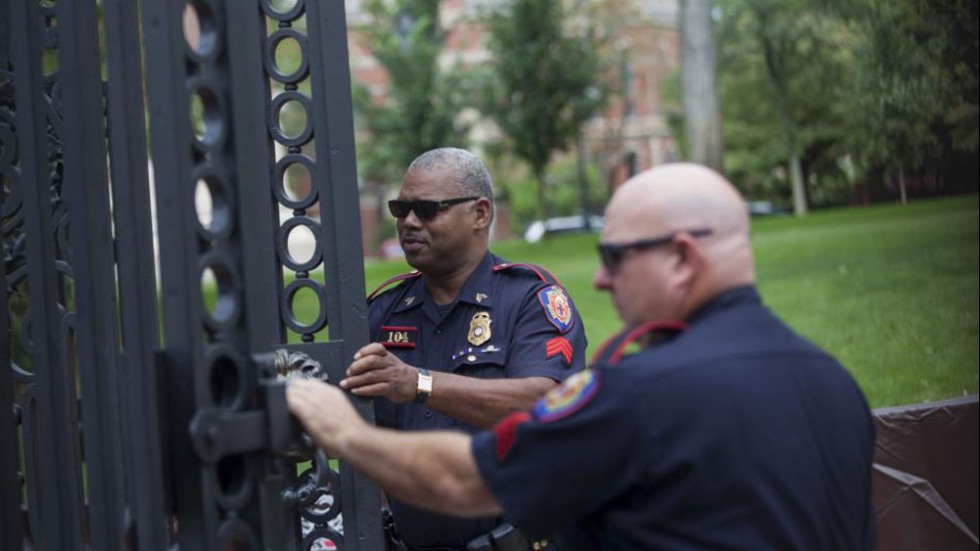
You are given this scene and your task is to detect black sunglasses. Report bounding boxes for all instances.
[387,196,480,220]
[597,228,713,273]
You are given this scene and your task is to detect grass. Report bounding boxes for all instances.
[351,194,978,409]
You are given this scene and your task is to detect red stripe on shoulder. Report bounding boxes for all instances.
[493,262,563,286]
[366,270,421,301]
[493,411,532,462]
[591,320,688,366]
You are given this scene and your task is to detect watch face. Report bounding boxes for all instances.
[418,374,433,393]
[416,371,433,403]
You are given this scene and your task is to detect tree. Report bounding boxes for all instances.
[717,0,857,212]
[352,0,473,187]
[845,0,978,203]
[480,0,606,220]
[680,0,724,172]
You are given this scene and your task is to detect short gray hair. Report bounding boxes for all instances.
[407,148,494,201]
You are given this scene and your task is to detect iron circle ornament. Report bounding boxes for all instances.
[280,279,328,335]
[264,28,309,85]
[183,0,222,62]
[273,154,318,210]
[186,76,228,153]
[260,0,305,22]
[276,216,322,272]
[302,526,344,551]
[213,454,256,511]
[192,165,235,241]
[204,342,250,411]
[199,252,243,331]
[216,518,261,550]
[268,90,313,148]
[297,465,343,525]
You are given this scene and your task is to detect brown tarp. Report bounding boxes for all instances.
[872,395,979,550]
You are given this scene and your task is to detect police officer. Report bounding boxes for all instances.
[290,163,877,550]
[340,148,587,550]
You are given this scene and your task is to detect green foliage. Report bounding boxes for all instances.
[479,0,607,217]
[352,0,474,186]
[496,156,609,231]
[717,0,859,208]
[712,0,978,202]
[845,0,979,176]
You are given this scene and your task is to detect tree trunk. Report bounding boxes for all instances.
[897,162,907,205]
[680,0,724,172]
[789,152,807,217]
[576,133,592,229]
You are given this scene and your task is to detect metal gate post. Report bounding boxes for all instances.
[7,0,86,548]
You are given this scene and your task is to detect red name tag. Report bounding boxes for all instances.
[380,325,417,348]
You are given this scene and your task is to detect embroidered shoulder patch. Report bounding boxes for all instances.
[537,285,574,333]
[533,369,599,422]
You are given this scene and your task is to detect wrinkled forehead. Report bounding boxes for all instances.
[400,166,460,198]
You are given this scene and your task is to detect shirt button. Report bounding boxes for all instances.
[435,328,443,334]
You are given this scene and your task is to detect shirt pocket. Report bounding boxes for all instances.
[449,347,507,379]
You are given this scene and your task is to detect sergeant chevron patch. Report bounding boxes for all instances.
[545,336,573,365]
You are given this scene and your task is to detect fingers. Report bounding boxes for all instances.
[285,379,365,455]
[353,342,388,361]
[346,382,393,397]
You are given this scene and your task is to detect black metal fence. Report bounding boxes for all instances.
[1,1,384,549]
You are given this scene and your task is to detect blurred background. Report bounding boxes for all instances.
[308,0,980,256]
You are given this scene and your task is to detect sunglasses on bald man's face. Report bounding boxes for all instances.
[597,228,713,273]
[387,196,480,221]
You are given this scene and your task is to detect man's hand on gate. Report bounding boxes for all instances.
[340,342,421,404]
[286,379,364,457]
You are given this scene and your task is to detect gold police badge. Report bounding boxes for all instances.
[468,311,492,346]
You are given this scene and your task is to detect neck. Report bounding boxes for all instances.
[425,250,487,304]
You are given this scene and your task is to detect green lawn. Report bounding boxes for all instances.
[357,194,979,408]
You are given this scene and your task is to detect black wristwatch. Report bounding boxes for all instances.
[415,368,433,404]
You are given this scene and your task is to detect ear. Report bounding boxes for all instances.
[472,197,493,230]
[669,234,701,288]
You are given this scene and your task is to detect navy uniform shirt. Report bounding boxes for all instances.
[369,251,588,549]
[473,286,878,551]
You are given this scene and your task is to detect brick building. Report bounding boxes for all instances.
[346,0,681,253]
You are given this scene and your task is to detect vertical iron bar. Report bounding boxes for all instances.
[102,0,172,547]
[305,2,385,549]
[225,1,282,351]
[58,0,127,548]
[1,1,20,542]
[224,2,296,545]
[139,0,210,548]
[0,215,21,551]
[9,0,85,548]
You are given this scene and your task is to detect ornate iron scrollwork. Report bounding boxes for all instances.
[269,349,346,549]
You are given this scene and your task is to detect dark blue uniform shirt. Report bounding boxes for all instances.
[370,251,588,549]
[473,286,877,551]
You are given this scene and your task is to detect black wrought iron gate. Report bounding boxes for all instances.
[1,1,385,550]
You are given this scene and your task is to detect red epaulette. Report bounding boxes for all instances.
[366,270,421,302]
[492,262,563,287]
[589,321,688,367]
